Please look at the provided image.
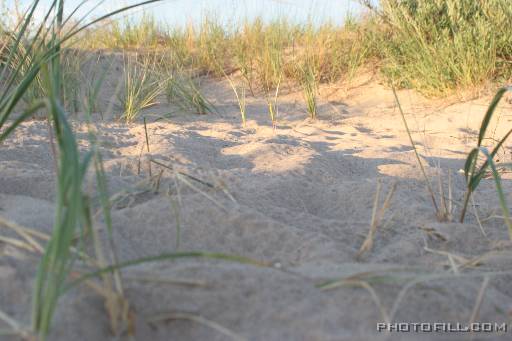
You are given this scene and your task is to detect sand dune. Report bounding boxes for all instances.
[1,76,512,340]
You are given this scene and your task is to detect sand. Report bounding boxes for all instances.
[1,68,512,340]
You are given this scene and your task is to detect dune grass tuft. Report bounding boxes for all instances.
[166,70,217,115]
[119,53,164,122]
[300,63,318,119]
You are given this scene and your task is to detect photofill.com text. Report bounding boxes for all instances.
[377,322,508,333]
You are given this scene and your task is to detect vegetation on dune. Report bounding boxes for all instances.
[376,0,512,96]
[75,0,512,99]
[119,52,164,122]
[5,0,509,122]
[80,15,375,94]
[299,63,318,119]
[459,86,512,239]
[165,69,217,115]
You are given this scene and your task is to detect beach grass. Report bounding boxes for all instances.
[119,52,164,122]
[459,86,512,239]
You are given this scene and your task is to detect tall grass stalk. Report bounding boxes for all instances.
[266,78,280,130]
[224,73,247,126]
[392,87,440,216]
[82,54,109,117]
[300,64,318,119]
[232,83,247,127]
[61,49,84,112]
[84,90,129,335]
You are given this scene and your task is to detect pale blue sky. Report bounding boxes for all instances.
[6,0,366,28]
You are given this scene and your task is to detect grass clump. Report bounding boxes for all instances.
[299,63,318,119]
[195,17,230,76]
[119,53,164,122]
[166,71,216,115]
[226,76,247,126]
[266,82,280,130]
[375,0,512,96]
[98,14,163,49]
[60,49,85,112]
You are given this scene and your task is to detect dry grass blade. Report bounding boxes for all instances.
[144,117,152,177]
[64,252,268,291]
[150,159,215,188]
[321,279,390,324]
[0,215,45,253]
[124,275,208,287]
[0,235,37,252]
[147,312,248,341]
[0,309,30,338]
[357,181,397,259]
[436,168,453,222]
[167,174,183,249]
[468,276,490,328]
[392,86,439,215]
[422,245,473,274]
[230,81,247,126]
[176,173,226,211]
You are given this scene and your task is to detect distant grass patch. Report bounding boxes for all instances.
[166,70,217,115]
[77,1,512,98]
[375,0,512,96]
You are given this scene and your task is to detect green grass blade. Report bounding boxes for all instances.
[476,87,512,146]
[63,252,268,293]
[461,86,512,222]
[478,147,512,239]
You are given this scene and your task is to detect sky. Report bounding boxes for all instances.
[4,0,366,28]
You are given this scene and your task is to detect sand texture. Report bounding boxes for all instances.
[1,70,512,340]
